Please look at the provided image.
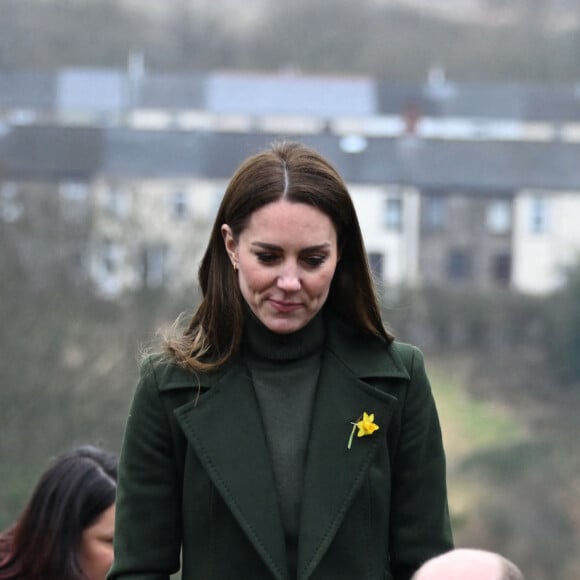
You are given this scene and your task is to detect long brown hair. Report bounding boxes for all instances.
[165,141,393,372]
[0,446,117,580]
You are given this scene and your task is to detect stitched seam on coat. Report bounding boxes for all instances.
[365,476,372,580]
[300,441,378,577]
[209,483,216,579]
[184,417,286,580]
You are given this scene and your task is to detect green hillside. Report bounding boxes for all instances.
[428,356,580,580]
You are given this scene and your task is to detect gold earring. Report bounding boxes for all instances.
[233,262,238,272]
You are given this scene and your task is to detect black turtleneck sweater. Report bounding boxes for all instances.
[243,309,325,578]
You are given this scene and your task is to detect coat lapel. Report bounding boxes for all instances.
[296,319,409,580]
[173,360,290,580]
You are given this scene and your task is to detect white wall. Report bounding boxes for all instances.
[513,189,580,294]
[350,183,420,287]
[89,177,225,297]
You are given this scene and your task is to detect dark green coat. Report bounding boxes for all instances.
[108,315,453,580]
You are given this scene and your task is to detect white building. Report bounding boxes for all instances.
[89,177,224,297]
[512,190,580,294]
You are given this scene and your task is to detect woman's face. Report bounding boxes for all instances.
[78,504,115,580]
[222,199,339,334]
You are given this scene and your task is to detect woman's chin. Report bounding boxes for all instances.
[261,314,308,335]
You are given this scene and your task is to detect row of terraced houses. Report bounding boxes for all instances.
[2,67,580,297]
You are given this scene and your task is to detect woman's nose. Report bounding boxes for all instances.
[277,265,301,292]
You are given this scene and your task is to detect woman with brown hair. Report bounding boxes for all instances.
[0,445,117,580]
[109,141,453,580]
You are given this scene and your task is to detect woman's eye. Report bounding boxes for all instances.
[256,252,279,264]
[303,255,326,267]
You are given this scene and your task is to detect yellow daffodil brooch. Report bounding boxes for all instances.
[347,412,379,449]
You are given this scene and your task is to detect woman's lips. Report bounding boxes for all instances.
[269,299,302,312]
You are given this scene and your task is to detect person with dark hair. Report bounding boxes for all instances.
[0,445,117,580]
[411,548,524,580]
[109,141,453,580]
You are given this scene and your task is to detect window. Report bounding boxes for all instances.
[486,200,512,234]
[530,196,548,234]
[422,195,445,231]
[171,191,188,221]
[101,239,122,274]
[448,250,472,281]
[71,247,86,271]
[142,244,168,288]
[491,253,511,286]
[60,182,89,222]
[368,252,384,279]
[60,182,88,202]
[0,182,23,223]
[104,186,131,218]
[384,197,402,230]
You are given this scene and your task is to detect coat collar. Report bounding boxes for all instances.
[168,313,409,580]
[324,313,409,381]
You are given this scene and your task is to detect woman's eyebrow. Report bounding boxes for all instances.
[250,242,280,250]
[250,241,331,251]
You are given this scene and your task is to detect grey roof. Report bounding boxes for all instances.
[3,68,580,122]
[375,83,440,117]
[376,81,580,121]
[203,71,378,116]
[377,138,580,191]
[102,129,580,191]
[103,129,284,179]
[522,85,580,122]
[2,124,580,190]
[57,69,128,112]
[137,73,206,109]
[0,71,56,110]
[0,125,102,179]
[431,84,526,119]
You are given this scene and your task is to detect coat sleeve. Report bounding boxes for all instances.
[388,344,454,580]
[108,357,183,580]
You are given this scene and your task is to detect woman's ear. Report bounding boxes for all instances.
[221,224,238,267]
